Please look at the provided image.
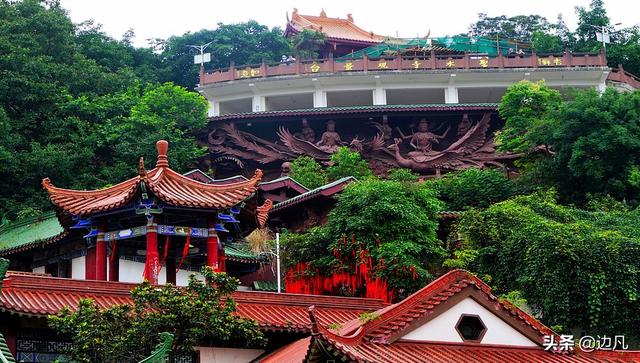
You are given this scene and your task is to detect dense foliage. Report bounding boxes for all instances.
[283,178,444,292]
[470,14,556,43]
[458,191,640,341]
[468,0,640,75]
[326,147,373,181]
[49,268,265,362]
[157,20,291,88]
[289,156,327,189]
[498,80,640,205]
[0,81,208,218]
[427,168,523,210]
[291,29,326,59]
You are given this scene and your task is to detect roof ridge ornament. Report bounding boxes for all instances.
[155,140,169,168]
[138,157,147,176]
[308,306,319,335]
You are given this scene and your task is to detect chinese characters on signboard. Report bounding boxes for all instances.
[538,56,563,66]
[238,68,261,78]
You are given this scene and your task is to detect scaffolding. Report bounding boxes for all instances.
[337,35,529,59]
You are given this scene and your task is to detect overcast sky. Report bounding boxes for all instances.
[59,0,639,48]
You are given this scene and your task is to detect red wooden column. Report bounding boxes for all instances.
[143,220,160,284]
[95,224,107,280]
[165,252,176,285]
[108,240,119,282]
[85,244,96,280]
[207,216,219,271]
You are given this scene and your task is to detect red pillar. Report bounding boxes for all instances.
[85,245,96,280]
[108,241,119,282]
[95,224,107,281]
[143,221,160,284]
[207,217,219,271]
[220,247,226,272]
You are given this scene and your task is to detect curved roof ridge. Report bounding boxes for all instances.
[327,269,555,346]
[42,141,263,215]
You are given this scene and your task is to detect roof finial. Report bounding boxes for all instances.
[319,9,326,18]
[347,13,354,23]
[308,306,320,335]
[139,157,147,176]
[156,140,169,168]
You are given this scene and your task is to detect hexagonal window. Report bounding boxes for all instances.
[455,314,487,342]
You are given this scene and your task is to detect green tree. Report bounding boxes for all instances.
[469,14,552,43]
[291,29,326,59]
[387,168,418,183]
[427,168,522,210]
[49,267,266,362]
[606,26,640,76]
[327,179,444,290]
[97,83,208,181]
[499,81,640,205]
[531,31,564,53]
[284,179,444,292]
[574,0,610,52]
[326,147,373,181]
[160,21,292,88]
[289,156,327,189]
[497,80,562,153]
[458,191,640,341]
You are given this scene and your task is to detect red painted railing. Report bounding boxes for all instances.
[200,50,607,85]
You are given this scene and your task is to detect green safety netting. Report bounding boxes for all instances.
[337,35,527,59]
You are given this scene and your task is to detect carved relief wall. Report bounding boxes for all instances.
[203,110,520,178]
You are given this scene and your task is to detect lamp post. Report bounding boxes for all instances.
[257,232,281,293]
[588,23,622,53]
[187,41,214,70]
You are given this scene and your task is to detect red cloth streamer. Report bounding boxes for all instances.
[176,232,191,272]
[284,236,396,303]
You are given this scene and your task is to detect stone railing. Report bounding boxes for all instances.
[200,50,607,85]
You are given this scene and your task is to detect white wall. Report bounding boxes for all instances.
[71,256,85,280]
[32,266,45,274]
[401,297,538,347]
[195,347,264,363]
[118,259,200,286]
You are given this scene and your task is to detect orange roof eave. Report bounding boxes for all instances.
[288,9,385,44]
[42,141,263,216]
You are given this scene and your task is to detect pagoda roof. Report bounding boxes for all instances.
[42,140,263,216]
[285,9,384,45]
[0,272,387,333]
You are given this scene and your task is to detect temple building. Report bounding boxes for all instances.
[197,9,640,179]
[0,140,272,286]
[1,265,637,362]
[284,8,384,57]
[1,8,640,363]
